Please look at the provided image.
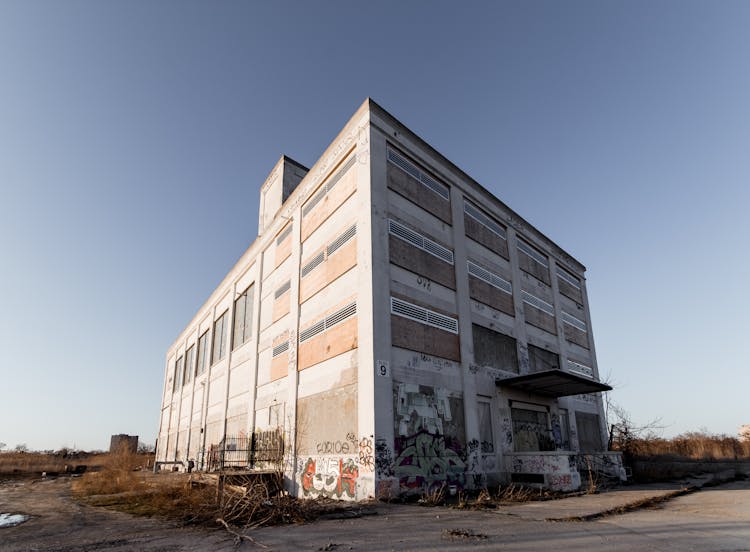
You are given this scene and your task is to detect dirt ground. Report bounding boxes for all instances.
[2,475,750,551]
[0,475,233,551]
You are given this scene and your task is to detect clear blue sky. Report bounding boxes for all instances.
[1,1,747,451]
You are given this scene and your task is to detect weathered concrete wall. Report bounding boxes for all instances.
[110,434,138,454]
[159,100,610,498]
[296,384,360,499]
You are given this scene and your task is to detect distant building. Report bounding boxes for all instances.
[156,99,622,499]
[110,434,138,454]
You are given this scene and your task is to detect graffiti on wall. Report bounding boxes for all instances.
[548,473,573,488]
[375,438,394,478]
[301,457,359,498]
[500,412,513,451]
[315,432,358,455]
[392,383,466,489]
[510,453,573,474]
[394,430,466,489]
[550,412,562,449]
[359,436,374,472]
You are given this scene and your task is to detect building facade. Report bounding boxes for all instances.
[156,99,623,499]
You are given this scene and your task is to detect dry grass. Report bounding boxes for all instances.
[73,447,348,530]
[496,483,537,503]
[418,484,446,506]
[614,431,750,461]
[72,445,212,523]
[0,451,104,475]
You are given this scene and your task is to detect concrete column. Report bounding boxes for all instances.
[220,285,238,442]
[579,277,609,447]
[245,259,265,438]
[159,356,174,462]
[367,125,396,498]
[172,345,187,463]
[185,334,199,463]
[449,189,482,488]
[354,118,377,499]
[506,228,530,374]
[199,304,217,469]
[285,204,303,495]
[549,258,571,373]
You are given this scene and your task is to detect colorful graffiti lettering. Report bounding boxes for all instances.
[393,430,466,489]
[301,458,358,498]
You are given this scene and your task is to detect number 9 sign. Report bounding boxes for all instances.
[376,360,390,377]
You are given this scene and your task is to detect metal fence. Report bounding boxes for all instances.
[198,429,284,472]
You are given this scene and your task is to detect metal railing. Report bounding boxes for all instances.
[198,429,284,472]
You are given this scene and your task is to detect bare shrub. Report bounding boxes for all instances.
[475,487,493,506]
[496,483,534,503]
[418,484,446,506]
[73,443,153,496]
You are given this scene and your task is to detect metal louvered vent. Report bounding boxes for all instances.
[300,252,325,277]
[517,240,549,268]
[562,311,587,332]
[467,261,512,294]
[388,219,423,248]
[325,156,356,195]
[521,291,554,315]
[299,301,357,343]
[567,359,593,377]
[276,224,292,245]
[272,341,289,357]
[464,201,506,239]
[302,187,327,217]
[390,297,427,322]
[390,297,458,334]
[387,148,450,200]
[387,148,420,180]
[388,219,454,264]
[426,311,459,333]
[422,239,454,264]
[302,156,356,217]
[299,320,325,342]
[274,280,291,299]
[325,301,357,328]
[556,267,581,289]
[327,224,356,256]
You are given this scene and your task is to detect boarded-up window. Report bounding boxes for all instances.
[212,311,228,364]
[173,355,184,392]
[511,405,555,452]
[472,324,518,373]
[528,344,560,373]
[184,345,195,384]
[196,330,209,376]
[576,412,603,451]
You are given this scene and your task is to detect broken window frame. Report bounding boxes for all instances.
[211,311,228,365]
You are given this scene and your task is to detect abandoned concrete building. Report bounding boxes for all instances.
[156,98,624,499]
